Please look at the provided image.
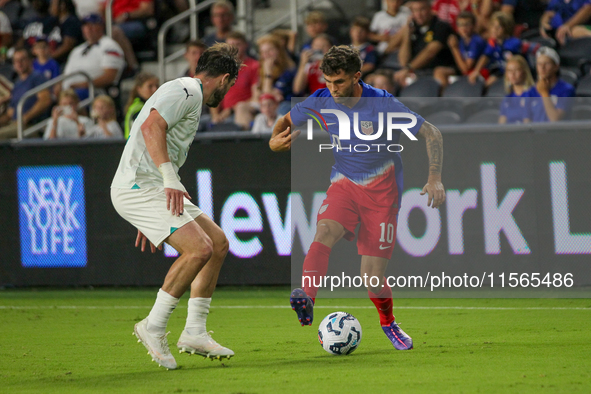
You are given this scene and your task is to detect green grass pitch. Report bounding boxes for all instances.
[1,287,590,393]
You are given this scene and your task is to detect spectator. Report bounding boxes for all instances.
[498,55,534,123]
[0,0,23,32]
[369,0,411,54]
[48,0,83,64]
[0,10,12,61]
[210,31,259,129]
[293,34,331,96]
[350,16,377,76]
[370,68,396,93]
[44,88,93,139]
[501,0,546,33]
[255,34,296,116]
[0,48,51,139]
[469,12,523,86]
[448,12,486,76]
[110,0,154,45]
[527,46,575,122]
[302,11,334,51]
[203,0,235,47]
[32,36,60,81]
[182,40,207,77]
[124,71,158,139]
[271,28,298,60]
[61,14,125,102]
[251,93,278,134]
[20,0,58,49]
[540,0,591,45]
[85,94,123,138]
[394,0,456,88]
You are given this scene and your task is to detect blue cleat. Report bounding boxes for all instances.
[290,288,314,326]
[382,321,413,350]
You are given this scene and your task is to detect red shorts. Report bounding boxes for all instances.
[317,177,398,259]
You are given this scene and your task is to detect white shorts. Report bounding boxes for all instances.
[111,187,203,247]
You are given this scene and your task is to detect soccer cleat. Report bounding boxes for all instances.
[133,318,177,369]
[177,330,234,360]
[290,288,314,326]
[382,321,413,350]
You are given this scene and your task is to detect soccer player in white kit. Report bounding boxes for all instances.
[111,44,241,370]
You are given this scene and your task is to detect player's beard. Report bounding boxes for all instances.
[206,86,227,108]
[333,82,356,105]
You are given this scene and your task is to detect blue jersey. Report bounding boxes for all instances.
[484,37,523,74]
[290,81,425,207]
[460,34,486,61]
[548,0,591,30]
[526,79,575,122]
[33,59,61,81]
[499,91,531,123]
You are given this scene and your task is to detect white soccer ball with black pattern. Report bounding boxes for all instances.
[317,312,362,355]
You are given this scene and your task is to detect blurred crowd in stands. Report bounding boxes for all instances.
[0,0,590,141]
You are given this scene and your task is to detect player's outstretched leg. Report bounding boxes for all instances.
[382,322,413,350]
[290,288,314,326]
[368,281,413,350]
[177,214,234,360]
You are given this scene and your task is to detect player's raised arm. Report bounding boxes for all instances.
[417,121,445,208]
[269,112,301,152]
[141,109,191,216]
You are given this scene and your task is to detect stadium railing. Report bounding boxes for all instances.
[157,0,217,83]
[16,71,96,141]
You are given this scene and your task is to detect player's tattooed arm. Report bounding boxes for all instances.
[418,121,443,177]
[269,112,301,152]
[417,121,445,208]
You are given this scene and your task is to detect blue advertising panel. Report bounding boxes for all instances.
[17,166,86,268]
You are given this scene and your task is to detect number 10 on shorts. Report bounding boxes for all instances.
[379,222,395,243]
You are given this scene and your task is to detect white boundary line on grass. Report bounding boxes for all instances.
[0,305,590,310]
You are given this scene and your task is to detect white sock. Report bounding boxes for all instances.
[185,297,211,336]
[146,289,179,335]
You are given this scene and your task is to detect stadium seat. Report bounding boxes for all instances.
[526,36,557,49]
[575,75,591,96]
[463,109,500,124]
[398,77,440,97]
[558,37,591,68]
[442,77,484,98]
[559,68,579,86]
[485,79,506,97]
[424,110,462,125]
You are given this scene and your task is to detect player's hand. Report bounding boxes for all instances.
[269,126,301,152]
[166,187,192,217]
[135,229,162,253]
[420,180,445,208]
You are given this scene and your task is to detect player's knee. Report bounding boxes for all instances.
[314,224,340,244]
[213,233,229,258]
[187,237,213,264]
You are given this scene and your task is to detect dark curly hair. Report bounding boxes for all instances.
[319,45,362,76]
[194,43,242,80]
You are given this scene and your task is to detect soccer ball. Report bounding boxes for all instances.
[317,312,362,355]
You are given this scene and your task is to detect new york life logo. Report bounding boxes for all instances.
[17,166,87,268]
[303,107,418,152]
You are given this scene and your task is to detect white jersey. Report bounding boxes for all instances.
[370,7,411,54]
[111,77,203,189]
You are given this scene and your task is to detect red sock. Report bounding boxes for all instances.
[301,242,331,303]
[368,279,395,326]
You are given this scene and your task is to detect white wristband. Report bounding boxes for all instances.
[158,162,186,192]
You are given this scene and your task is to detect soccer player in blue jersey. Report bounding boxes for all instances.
[269,45,445,351]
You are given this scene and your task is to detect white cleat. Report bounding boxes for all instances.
[177,330,234,360]
[133,318,177,370]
